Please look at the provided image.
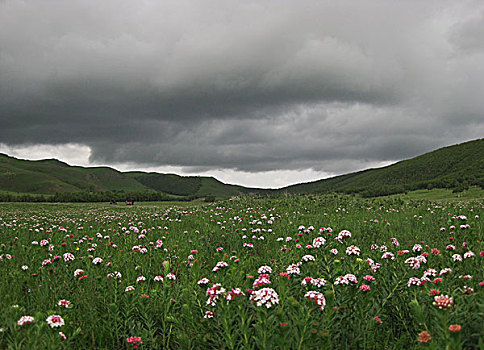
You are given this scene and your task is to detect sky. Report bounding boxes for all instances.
[1,0,483,188]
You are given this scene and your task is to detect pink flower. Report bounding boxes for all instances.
[360,284,371,292]
[58,299,70,308]
[17,316,35,326]
[46,315,65,328]
[126,336,143,349]
[363,275,375,282]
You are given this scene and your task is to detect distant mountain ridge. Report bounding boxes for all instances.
[0,138,482,199]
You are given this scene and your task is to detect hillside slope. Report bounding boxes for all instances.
[281,138,483,196]
[0,155,148,194]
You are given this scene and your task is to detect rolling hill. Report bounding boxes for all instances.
[0,138,482,201]
[282,138,483,197]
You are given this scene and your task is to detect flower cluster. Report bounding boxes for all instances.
[126,336,143,349]
[206,283,226,306]
[46,314,65,328]
[250,287,280,308]
[304,291,326,310]
[433,295,453,309]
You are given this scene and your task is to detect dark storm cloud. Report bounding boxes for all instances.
[0,0,483,174]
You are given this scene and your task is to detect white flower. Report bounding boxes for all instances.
[257,265,272,274]
[250,288,280,308]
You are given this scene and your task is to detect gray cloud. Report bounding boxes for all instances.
[1,0,483,178]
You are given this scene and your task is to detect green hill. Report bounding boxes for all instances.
[0,138,482,200]
[0,154,148,194]
[281,138,483,197]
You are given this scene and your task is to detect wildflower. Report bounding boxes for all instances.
[412,244,422,252]
[197,278,209,285]
[279,272,290,279]
[58,299,70,308]
[140,294,149,298]
[250,287,280,308]
[363,275,375,282]
[304,291,326,310]
[17,316,35,326]
[286,264,300,275]
[463,251,475,259]
[418,331,431,343]
[336,230,351,242]
[345,245,360,256]
[381,252,395,260]
[462,286,474,295]
[360,284,371,292]
[301,277,313,286]
[59,332,66,340]
[166,273,176,280]
[310,277,326,288]
[63,253,75,262]
[154,275,164,282]
[257,265,272,274]
[21,265,28,271]
[433,295,453,309]
[136,276,146,283]
[330,249,338,255]
[125,286,135,292]
[374,316,382,324]
[407,277,421,287]
[253,274,271,288]
[448,324,462,332]
[126,336,143,349]
[226,288,244,303]
[423,268,437,278]
[345,274,358,283]
[107,271,122,279]
[206,283,226,306]
[92,257,103,265]
[312,237,326,248]
[334,275,349,285]
[204,311,213,319]
[301,254,315,262]
[440,268,452,275]
[429,289,440,296]
[46,315,65,328]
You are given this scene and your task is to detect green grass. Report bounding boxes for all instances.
[394,186,484,201]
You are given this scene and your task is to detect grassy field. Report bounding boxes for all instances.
[0,195,482,349]
[389,187,484,201]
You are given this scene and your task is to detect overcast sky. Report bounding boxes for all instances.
[1,1,483,188]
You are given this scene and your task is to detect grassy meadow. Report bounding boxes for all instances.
[0,195,482,349]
